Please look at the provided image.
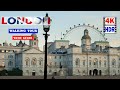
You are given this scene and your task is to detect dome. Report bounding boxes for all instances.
[81,29,91,39]
[3,41,8,46]
[9,43,13,46]
[19,40,22,44]
[4,41,8,44]
[84,29,88,32]
[82,35,91,39]
[17,40,24,47]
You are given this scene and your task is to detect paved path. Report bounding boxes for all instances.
[0,76,120,79]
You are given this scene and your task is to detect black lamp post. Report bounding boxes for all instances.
[43,13,51,79]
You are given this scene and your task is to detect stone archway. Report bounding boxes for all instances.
[53,69,57,76]
[93,69,98,76]
[32,70,36,76]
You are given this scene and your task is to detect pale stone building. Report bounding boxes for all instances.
[0,29,120,76]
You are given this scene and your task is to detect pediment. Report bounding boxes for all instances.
[22,47,43,54]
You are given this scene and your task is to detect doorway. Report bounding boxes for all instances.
[54,72,57,76]
[99,70,102,76]
[93,69,98,76]
[32,70,36,76]
[89,70,92,76]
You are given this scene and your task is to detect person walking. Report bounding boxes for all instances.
[52,76,55,79]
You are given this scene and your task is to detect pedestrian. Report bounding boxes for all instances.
[52,76,55,79]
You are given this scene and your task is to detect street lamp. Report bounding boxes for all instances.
[43,13,51,79]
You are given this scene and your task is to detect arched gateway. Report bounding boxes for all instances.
[93,69,98,76]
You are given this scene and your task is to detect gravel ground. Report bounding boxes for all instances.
[0,76,120,79]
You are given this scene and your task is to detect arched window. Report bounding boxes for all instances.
[93,61,96,65]
[78,69,80,73]
[39,58,43,66]
[76,58,80,66]
[94,58,98,67]
[25,58,30,66]
[31,58,37,66]
[99,60,101,67]
[83,60,85,66]
[83,70,85,74]
[8,61,13,66]
[60,62,62,68]
[112,59,116,67]
[104,60,106,67]
[49,69,52,73]
[94,59,97,65]
[100,46,102,51]
[8,55,13,58]
[89,60,91,66]
[39,60,41,65]
[26,60,29,66]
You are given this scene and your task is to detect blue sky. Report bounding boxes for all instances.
[0,11,120,50]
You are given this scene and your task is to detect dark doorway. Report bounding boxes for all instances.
[54,72,57,76]
[93,69,98,76]
[32,72,36,76]
[99,70,102,76]
[89,70,92,75]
